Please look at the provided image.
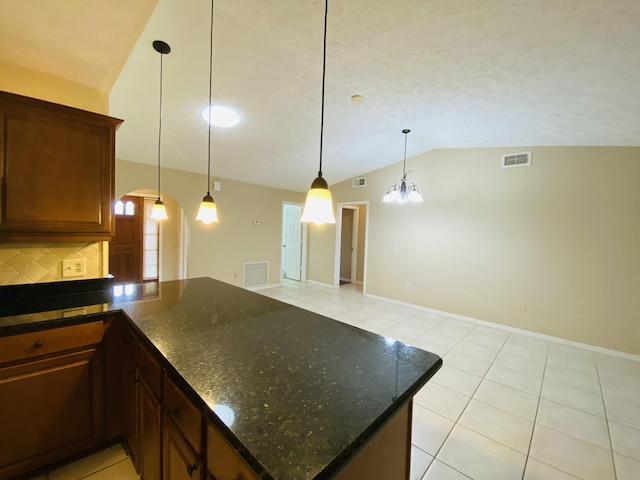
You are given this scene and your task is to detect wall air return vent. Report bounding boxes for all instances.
[502,152,531,168]
[352,177,367,188]
[243,261,269,288]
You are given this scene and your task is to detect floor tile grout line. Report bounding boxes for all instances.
[76,457,133,480]
[595,357,619,480]
[520,341,549,480]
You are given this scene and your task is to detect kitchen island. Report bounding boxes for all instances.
[0,277,442,479]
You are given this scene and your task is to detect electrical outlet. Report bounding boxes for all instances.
[62,259,86,278]
[406,283,412,291]
[518,303,527,312]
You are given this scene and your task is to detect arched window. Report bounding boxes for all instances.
[124,200,135,216]
[114,199,135,216]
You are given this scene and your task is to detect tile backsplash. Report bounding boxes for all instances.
[0,242,103,285]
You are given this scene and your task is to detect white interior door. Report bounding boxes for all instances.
[282,204,303,281]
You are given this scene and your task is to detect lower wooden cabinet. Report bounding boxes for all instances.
[206,423,259,480]
[139,380,162,480]
[163,415,202,480]
[0,344,104,480]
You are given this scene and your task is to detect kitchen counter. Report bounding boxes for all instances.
[0,277,442,479]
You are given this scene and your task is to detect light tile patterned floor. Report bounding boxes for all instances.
[32,280,640,480]
[261,280,640,480]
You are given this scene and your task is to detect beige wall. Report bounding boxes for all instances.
[0,61,109,114]
[311,146,640,355]
[116,160,305,287]
[0,64,110,286]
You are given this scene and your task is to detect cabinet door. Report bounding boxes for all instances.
[163,416,202,480]
[0,91,122,241]
[206,423,259,480]
[0,349,104,479]
[139,381,162,480]
[122,354,139,467]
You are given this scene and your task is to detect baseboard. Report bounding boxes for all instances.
[364,293,640,362]
[246,283,281,291]
[306,279,337,289]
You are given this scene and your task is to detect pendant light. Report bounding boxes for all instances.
[300,0,336,226]
[382,129,423,204]
[150,40,170,221]
[196,0,219,225]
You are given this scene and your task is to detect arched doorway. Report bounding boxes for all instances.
[109,190,187,283]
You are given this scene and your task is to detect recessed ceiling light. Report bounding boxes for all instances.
[351,94,364,103]
[201,104,241,127]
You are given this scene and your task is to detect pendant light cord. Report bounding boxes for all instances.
[318,0,328,176]
[157,51,164,201]
[402,131,408,177]
[206,0,214,196]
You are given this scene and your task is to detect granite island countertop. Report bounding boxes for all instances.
[0,277,442,479]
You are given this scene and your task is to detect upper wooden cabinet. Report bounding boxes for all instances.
[0,91,123,241]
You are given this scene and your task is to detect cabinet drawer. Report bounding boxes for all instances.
[163,377,202,452]
[0,321,103,364]
[138,343,162,400]
[207,423,259,480]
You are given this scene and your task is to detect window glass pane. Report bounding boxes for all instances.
[143,265,157,279]
[125,201,135,216]
[114,200,124,215]
[144,235,158,250]
[142,197,160,281]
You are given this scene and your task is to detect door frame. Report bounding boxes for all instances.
[281,202,308,282]
[334,201,369,292]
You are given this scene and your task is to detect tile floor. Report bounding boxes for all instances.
[31,280,639,480]
[261,280,640,480]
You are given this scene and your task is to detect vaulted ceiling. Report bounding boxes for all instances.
[3,0,640,192]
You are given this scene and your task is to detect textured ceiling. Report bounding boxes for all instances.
[4,0,640,192]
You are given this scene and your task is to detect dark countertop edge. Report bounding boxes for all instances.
[315,357,443,479]
[0,311,117,338]
[1,302,443,480]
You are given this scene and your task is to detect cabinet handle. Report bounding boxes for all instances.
[33,340,44,348]
[173,408,179,416]
[186,463,199,476]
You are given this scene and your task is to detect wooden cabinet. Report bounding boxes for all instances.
[0,321,104,480]
[0,91,123,241]
[139,380,162,480]
[164,415,202,480]
[117,325,163,480]
[206,423,259,480]
[163,376,203,480]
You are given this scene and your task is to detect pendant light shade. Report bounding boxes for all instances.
[300,173,335,226]
[196,194,219,224]
[150,40,170,221]
[382,129,423,204]
[196,0,220,225]
[300,0,335,226]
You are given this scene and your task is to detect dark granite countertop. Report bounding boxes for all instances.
[0,277,442,479]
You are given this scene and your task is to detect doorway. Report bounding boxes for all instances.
[109,195,144,283]
[281,203,307,281]
[334,202,369,292]
[339,207,357,285]
[109,192,187,284]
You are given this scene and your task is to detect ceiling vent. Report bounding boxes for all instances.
[352,177,366,188]
[501,152,531,168]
